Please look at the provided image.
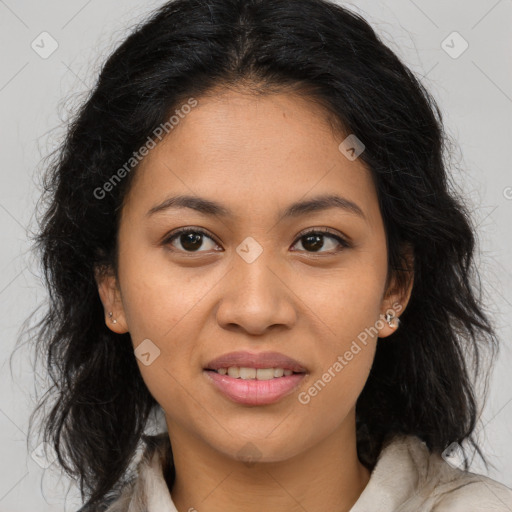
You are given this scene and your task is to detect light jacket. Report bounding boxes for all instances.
[94,433,512,511]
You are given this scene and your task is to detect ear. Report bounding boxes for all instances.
[377,243,414,338]
[94,264,129,334]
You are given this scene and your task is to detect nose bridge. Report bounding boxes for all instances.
[215,239,296,334]
[236,244,276,296]
[232,239,281,307]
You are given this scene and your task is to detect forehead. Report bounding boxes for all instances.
[121,90,380,229]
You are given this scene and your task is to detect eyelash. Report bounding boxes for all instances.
[162,227,351,254]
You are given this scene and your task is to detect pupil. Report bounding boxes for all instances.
[303,234,323,252]
[181,232,202,251]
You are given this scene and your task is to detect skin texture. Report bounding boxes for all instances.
[96,88,413,512]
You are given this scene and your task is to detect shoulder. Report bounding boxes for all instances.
[426,450,512,511]
[393,435,512,511]
[431,475,512,511]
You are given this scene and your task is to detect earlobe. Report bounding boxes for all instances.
[384,310,401,329]
[378,244,414,339]
[94,265,129,334]
[377,306,402,338]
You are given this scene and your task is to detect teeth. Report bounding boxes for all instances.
[216,367,297,380]
[255,368,274,380]
[227,367,239,378]
[239,367,257,379]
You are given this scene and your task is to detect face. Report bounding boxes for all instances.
[96,88,412,464]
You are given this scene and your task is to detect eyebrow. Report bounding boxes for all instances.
[146,193,366,222]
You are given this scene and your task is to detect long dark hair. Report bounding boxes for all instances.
[23,0,498,509]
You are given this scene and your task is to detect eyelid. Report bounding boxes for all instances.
[295,227,349,243]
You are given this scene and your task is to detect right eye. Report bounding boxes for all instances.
[163,227,222,253]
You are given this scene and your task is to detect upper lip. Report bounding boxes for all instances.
[205,351,308,373]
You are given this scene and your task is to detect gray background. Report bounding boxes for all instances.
[0,0,511,510]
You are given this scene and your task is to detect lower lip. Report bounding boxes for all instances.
[203,370,305,406]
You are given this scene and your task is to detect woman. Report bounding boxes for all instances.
[28,0,512,510]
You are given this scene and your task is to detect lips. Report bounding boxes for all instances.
[204,370,305,406]
[204,350,308,373]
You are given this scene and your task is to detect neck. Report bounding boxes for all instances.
[166,411,371,512]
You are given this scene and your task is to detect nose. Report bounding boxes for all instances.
[215,253,297,336]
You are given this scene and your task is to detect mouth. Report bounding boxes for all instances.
[203,351,307,406]
[204,350,308,374]
[204,367,304,379]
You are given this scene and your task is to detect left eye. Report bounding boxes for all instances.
[291,229,349,253]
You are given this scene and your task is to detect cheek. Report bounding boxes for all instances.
[296,261,385,346]
[117,254,218,394]
[117,243,211,342]
[292,260,384,409]
[296,306,377,435]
